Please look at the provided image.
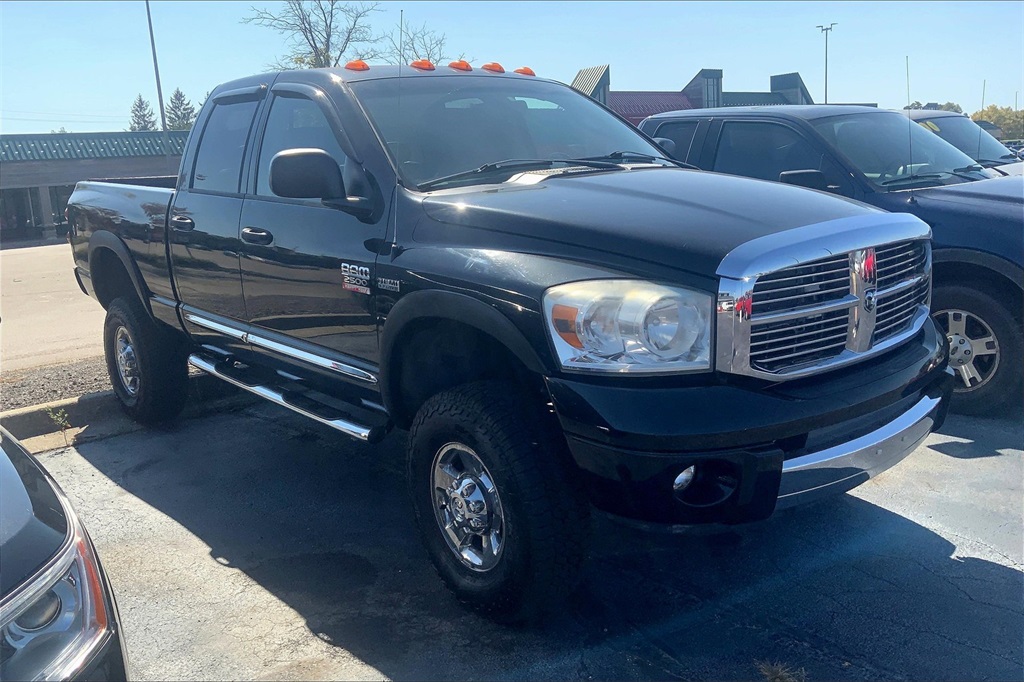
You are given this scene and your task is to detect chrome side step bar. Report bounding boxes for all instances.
[188,354,388,443]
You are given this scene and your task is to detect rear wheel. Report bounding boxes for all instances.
[932,284,1022,417]
[103,297,188,424]
[408,381,589,622]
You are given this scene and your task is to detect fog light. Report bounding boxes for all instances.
[673,466,696,492]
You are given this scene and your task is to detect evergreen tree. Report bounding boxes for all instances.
[166,88,197,130]
[129,95,157,131]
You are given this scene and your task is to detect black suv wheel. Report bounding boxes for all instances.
[932,284,1023,417]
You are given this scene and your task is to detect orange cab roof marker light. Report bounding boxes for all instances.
[345,59,369,71]
[514,67,536,76]
[410,59,435,71]
[448,60,473,71]
[481,62,505,73]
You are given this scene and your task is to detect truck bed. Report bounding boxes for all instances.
[67,179,177,309]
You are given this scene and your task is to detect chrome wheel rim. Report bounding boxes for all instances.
[114,326,140,396]
[935,308,999,393]
[431,442,505,572]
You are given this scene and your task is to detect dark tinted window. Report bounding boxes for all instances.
[713,121,821,182]
[191,100,259,193]
[256,96,347,197]
[350,76,662,188]
[654,120,700,161]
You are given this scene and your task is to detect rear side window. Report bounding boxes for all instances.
[255,95,347,197]
[654,120,700,161]
[713,121,820,182]
[191,100,259,194]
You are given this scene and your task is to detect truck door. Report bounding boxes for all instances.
[237,84,385,387]
[169,86,264,352]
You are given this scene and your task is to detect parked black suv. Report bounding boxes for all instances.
[1,428,129,681]
[641,106,1023,415]
[69,66,952,620]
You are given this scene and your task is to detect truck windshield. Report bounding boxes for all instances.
[812,111,999,189]
[915,115,1019,167]
[349,76,664,189]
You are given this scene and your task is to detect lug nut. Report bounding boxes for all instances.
[462,482,476,496]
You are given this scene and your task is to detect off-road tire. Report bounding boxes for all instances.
[408,381,589,623]
[103,296,188,424]
[932,284,1023,417]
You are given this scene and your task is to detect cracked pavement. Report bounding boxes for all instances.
[36,407,1022,681]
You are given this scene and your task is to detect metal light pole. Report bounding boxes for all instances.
[816,23,837,104]
[145,0,168,132]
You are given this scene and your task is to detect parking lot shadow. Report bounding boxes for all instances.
[73,406,1023,681]
[931,413,1024,459]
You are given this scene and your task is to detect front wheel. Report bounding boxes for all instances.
[932,284,1022,417]
[408,381,589,622]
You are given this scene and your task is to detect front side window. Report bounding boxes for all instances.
[255,95,347,197]
[655,120,700,161]
[349,76,664,189]
[713,121,821,182]
[191,100,259,193]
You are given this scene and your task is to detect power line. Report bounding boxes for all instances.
[0,108,126,118]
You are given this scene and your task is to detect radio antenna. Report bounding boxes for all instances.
[978,79,986,161]
[906,56,916,204]
[391,8,404,260]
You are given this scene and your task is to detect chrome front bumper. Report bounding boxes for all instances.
[776,393,942,509]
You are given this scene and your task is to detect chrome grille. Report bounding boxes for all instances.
[751,255,850,314]
[749,308,850,373]
[736,239,930,377]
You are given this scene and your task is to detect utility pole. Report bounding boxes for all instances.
[145,0,173,174]
[816,23,837,104]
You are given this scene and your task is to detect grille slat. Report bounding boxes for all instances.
[747,240,929,374]
[753,283,851,307]
[754,274,850,297]
[754,266,851,287]
[751,330,849,358]
[752,339,849,367]
[751,322,849,347]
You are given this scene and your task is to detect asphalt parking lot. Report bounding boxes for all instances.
[35,403,1022,681]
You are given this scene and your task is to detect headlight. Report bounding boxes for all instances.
[543,280,712,373]
[1,495,111,681]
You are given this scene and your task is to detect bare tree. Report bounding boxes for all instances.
[244,1,382,69]
[381,21,458,65]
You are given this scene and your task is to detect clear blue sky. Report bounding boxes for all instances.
[1,1,1021,134]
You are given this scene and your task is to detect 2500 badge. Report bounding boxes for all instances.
[341,263,371,295]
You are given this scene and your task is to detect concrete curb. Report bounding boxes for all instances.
[0,374,256,451]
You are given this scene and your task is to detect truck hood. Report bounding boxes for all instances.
[912,174,1024,206]
[419,167,882,279]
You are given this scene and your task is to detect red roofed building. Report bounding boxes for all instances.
[571,66,819,126]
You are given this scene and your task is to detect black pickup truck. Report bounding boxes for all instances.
[68,64,953,620]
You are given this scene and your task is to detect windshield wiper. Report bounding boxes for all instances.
[879,172,947,187]
[579,150,699,169]
[417,158,621,191]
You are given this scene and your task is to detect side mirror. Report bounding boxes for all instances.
[779,169,828,191]
[270,148,344,200]
[653,137,677,158]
